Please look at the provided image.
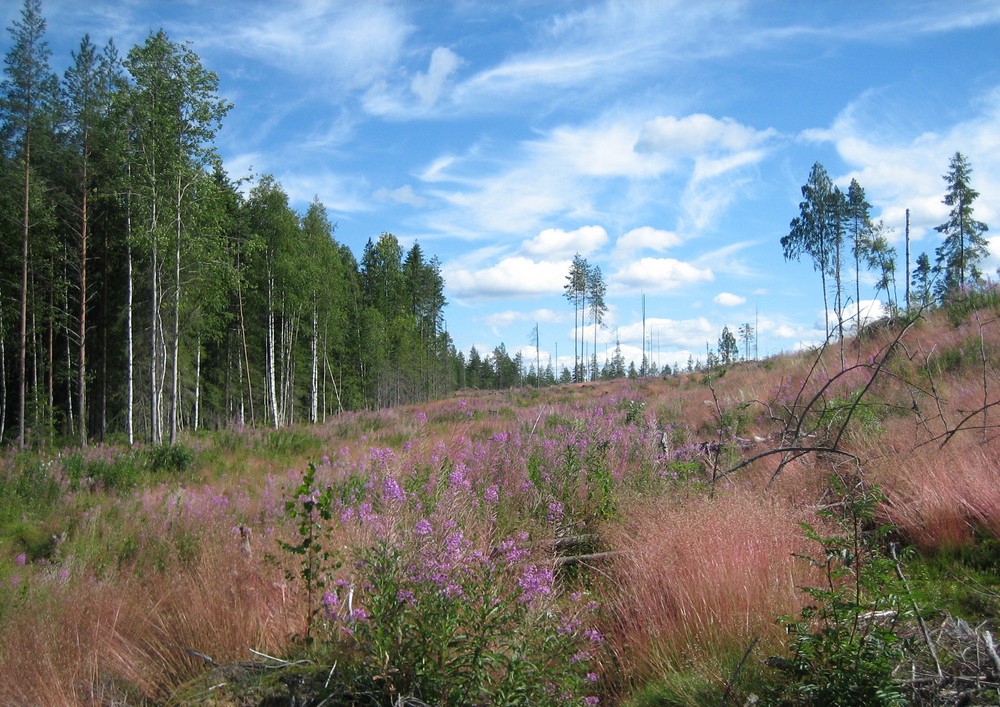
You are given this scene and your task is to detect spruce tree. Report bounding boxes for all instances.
[933,152,989,299]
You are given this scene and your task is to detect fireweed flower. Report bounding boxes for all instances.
[518,564,554,603]
[414,518,433,536]
[382,475,406,503]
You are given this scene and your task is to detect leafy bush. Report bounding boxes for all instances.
[147,443,195,474]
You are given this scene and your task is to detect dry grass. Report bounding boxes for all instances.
[601,490,819,694]
[0,516,297,705]
[877,436,1000,549]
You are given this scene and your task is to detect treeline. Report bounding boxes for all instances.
[0,1,459,448]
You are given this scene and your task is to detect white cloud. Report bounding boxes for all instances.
[411,47,462,107]
[613,257,714,291]
[415,110,773,240]
[615,226,682,257]
[615,316,716,350]
[445,257,570,299]
[278,169,370,213]
[220,3,412,91]
[522,226,608,260]
[479,308,566,328]
[714,292,746,306]
[637,114,773,157]
[374,185,428,208]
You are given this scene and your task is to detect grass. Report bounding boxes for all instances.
[1,302,1000,703]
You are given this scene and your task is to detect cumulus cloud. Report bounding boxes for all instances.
[714,292,746,306]
[614,316,716,350]
[445,257,571,299]
[613,257,714,291]
[522,226,608,259]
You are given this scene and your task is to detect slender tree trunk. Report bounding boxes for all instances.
[310,300,318,424]
[78,153,89,446]
[236,268,254,427]
[905,209,911,311]
[169,180,182,445]
[150,230,160,444]
[18,142,30,448]
[126,224,134,445]
[193,336,201,432]
[266,275,278,429]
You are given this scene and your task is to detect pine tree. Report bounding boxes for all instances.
[1,0,59,447]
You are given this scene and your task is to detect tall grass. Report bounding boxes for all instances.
[601,490,817,700]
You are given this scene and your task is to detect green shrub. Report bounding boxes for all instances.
[764,480,907,706]
[147,443,195,474]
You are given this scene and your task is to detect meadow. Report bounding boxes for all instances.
[2,298,1000,706]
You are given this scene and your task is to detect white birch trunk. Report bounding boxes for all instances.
[266,274,279,429]
[193,337,201,432]
[169,180,181,445]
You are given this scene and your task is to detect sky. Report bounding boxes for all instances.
[7,0,1000,373]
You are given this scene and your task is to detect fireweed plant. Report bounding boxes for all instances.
[274,396,675,704]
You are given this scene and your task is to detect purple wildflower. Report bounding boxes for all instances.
[415,518,433,536]
[382,475,406,503]
[518,564,554,603]
[14,553,27,566]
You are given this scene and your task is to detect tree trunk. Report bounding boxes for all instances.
[18,141,30,448]
[193,336,201,432]
[310,300,318,424]
[236,268,254,427]
[266,274,278,429]
[169,179,182,445]
[126,227,134,446]
[150,229,160,444]
[78,152,88,446]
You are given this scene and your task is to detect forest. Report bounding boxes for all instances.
[0,1,468,449]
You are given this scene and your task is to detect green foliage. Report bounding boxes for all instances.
[146,443,194,474]
[278,463,340,642]
[622,399,646,426]
[765,480,907,706]
[943,284,1000,327]
[255,428,321,458]
[317,539,601,706]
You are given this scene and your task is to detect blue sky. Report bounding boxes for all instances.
[12,0,1000,372]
